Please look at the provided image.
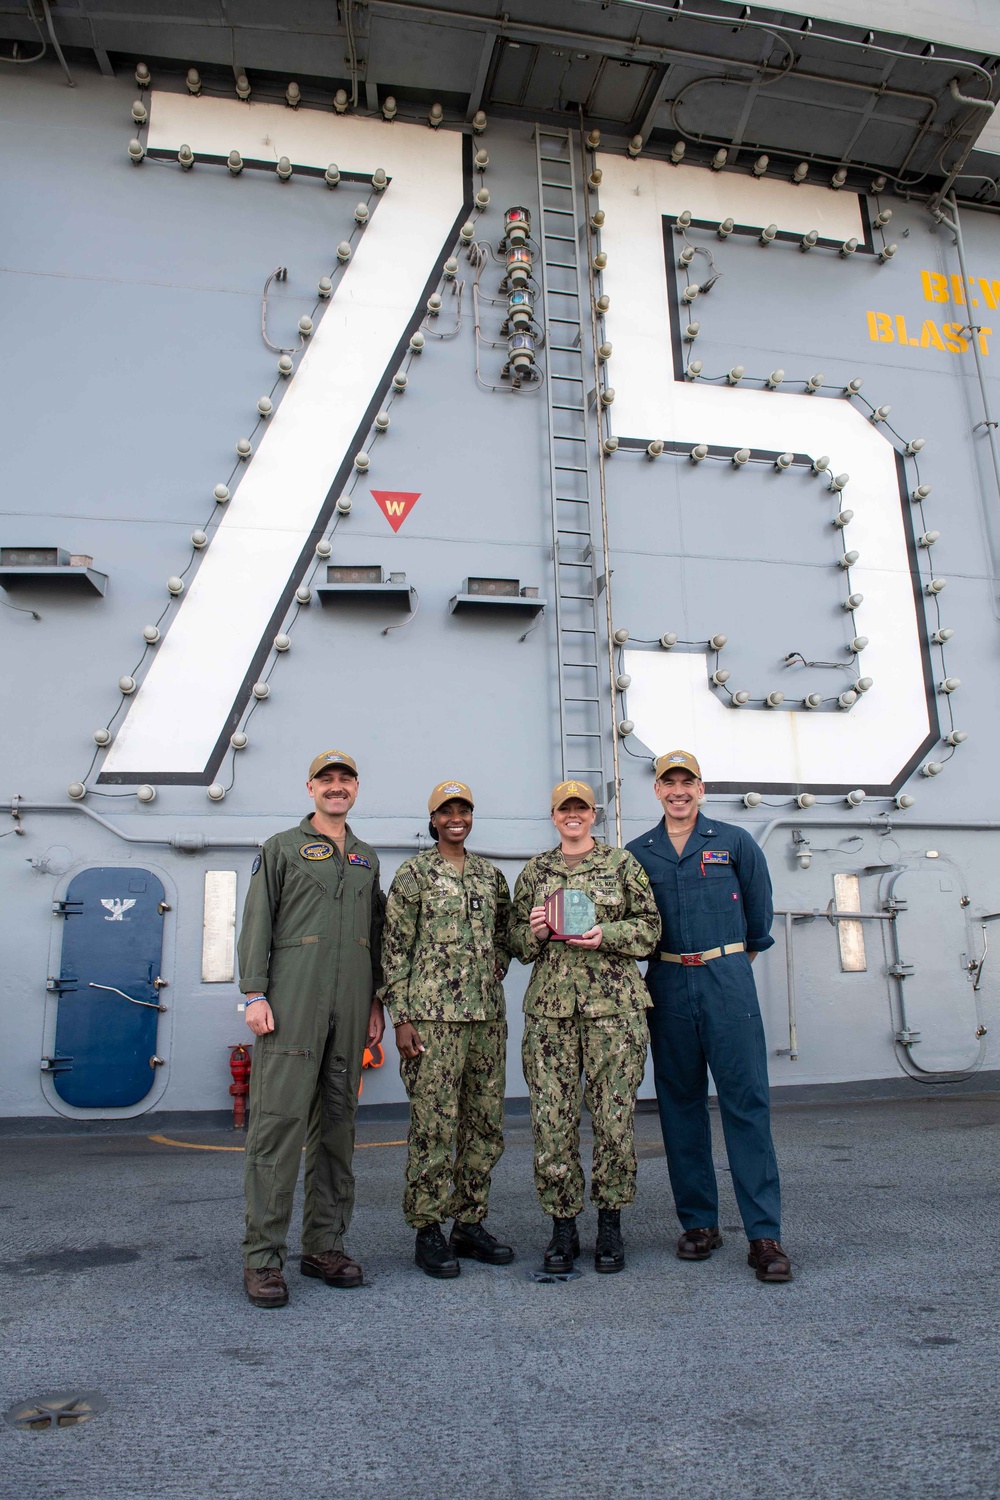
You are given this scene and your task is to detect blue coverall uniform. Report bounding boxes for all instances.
[626,812,781,1240]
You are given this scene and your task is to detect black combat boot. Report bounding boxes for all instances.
[594,1208,625,1274]
[414,1223,461,1279]
[543,1216,580,1273]
[450,1220,515,1264]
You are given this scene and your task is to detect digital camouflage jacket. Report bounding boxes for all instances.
[509,843,660,1018]
[379,847,512,1025]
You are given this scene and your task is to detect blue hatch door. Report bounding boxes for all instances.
[51,867,166,1108]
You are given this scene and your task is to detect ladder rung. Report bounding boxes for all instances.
[555,464,588,473]
[564,695,600,703]
[541,179,573,190]
[545,234,575,243]
[549,343,581,352]
[561,592,596,602]
[545,260,577,270]
[545,288,580,297]
[561,626,598,635]
[563,661,599,669]
[544,208,574,217]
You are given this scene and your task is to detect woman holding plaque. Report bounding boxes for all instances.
[379,781,514,1279]
[509,781,661,1275]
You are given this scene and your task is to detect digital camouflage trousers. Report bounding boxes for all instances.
[521,1010,648,1218]
[399,1019,507,1229]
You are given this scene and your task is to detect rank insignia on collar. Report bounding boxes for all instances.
[347,852,371,867]
[300,842,334,860]
[703,850,730,864]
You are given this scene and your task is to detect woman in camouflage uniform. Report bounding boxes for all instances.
[380,781,514,1278]
[510,781,661,1275]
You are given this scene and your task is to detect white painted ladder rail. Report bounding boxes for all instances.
[534,124,610,819]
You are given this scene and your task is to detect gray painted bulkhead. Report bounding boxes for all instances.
[2,60,1000,1124]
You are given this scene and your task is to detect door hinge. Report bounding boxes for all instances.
[152,976,168,989]
[45,976,77,993]
[894,1028,921,1046]
[51,900,84,918]
[888,962,914,979]
[40,1055,74,1073]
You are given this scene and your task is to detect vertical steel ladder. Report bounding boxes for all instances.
[534,125,610,819]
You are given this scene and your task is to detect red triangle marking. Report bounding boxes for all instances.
[371,490,421,533]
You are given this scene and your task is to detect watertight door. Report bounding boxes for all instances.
[51,867,166,1107]
[889,865,979,1072]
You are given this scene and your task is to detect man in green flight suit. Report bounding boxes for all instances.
[238,749,385,1308]
[510,780,661,1275]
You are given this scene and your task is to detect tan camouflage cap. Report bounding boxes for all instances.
[654,749,702,780]
[308,749,358,779]
[428,780,474,813]
[551,779,596,811]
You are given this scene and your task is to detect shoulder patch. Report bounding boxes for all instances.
[634,865,650,888]
[347,852,371,867]
[394,870,420,902]
[251,853,261,876]
[300,841,335,861]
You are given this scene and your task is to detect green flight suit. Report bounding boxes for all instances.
[237,816,384,1269]
[379,847,511,1228]
[509,844,660,1217]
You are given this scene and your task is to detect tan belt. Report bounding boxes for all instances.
[658,942,746,967]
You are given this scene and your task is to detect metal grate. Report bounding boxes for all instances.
[5,1391,108,1431]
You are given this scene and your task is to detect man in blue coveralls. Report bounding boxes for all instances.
[627,750,792,1283]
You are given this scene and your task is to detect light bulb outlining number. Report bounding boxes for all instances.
[597,155,939,795]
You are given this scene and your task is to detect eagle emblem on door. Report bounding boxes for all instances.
[101,898,136,921]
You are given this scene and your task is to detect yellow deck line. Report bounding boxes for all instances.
[148,1133,407,1152]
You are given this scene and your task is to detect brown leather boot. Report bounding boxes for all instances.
[244,1266,289,1308]
[748,1238,793,1282]
[677,1225,723,1261]
[300,1250,364,1288]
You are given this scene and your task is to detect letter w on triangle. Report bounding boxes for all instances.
[372,490,420,532]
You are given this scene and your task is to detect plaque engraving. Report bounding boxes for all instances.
[544,887,596,941]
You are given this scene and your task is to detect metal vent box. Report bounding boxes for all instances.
[465,577,519,596]
[1,547,69,566]
[327,565,383,584]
